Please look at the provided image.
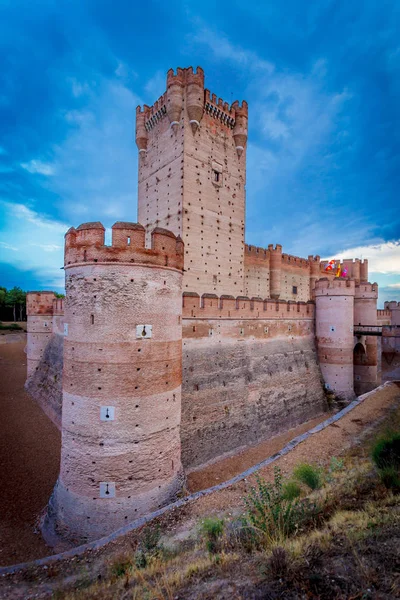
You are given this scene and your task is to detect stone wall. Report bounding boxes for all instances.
[25,333,63,430]
[181,320,326,469]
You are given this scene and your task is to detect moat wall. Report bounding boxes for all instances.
[180,295,327,469]
[25,333,63,430]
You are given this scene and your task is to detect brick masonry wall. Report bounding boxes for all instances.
[181,315,326,469]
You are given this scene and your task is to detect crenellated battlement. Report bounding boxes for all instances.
[64,222,184,271]
[384,301,400,309]
[182,291,314,319]
[355,282,378,298]
[244,244,269,259]
[26,291,57,316]
[281,253,309,269]
[314,277,355,296]
[204,89,236,128]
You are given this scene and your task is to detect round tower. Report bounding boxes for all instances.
[43,222,185,544]
[232,100,248,158]
[135,106,148,154]
[315,278,355,401]
[186,66,204,133]
[354,282,379,395]
[166,68,184,134]
[308,255,321,299]
[268,244,282,299]
[26,291,56,379]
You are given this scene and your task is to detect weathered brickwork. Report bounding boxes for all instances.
[42,222,185,544]
[137,68,246,296]
[181,293,324,468]
[24,65,385,546]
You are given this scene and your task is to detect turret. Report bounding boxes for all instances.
[43,222,184,544]
[166,68,184,134]
[308,255,321,299]
[232,100,248,158]
[135,106,148,153]
[186,66,204,134]
[354,282,379,394]
[360,259,368,283]
[26,291,56,378]
[315,278,355,401]
[268,244,282,299]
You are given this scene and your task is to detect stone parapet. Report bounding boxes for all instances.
[183,292,314,319]
[64,222,184,271]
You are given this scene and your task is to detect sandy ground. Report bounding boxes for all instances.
[187,412,331,492]
[0,335,61,566]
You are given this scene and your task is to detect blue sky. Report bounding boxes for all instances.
[0,0,398,306]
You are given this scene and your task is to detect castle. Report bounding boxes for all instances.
[25,67,400,545]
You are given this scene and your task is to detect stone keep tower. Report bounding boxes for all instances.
[315,278,355,401]
[44,222,184,543]
[136,66,248,296]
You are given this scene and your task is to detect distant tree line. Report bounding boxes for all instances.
[0,286,64,322]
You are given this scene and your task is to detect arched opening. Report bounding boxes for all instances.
[354,342,367,365]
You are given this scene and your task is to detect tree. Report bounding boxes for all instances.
[5,287,25,322]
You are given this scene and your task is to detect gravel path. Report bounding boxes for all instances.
[0,337,61,566]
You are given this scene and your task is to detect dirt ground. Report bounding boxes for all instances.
[0,341,398,598]
[0,335,61,566]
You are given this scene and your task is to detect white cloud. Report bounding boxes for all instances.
[0,241,18,251]
[47,77,142,224]
[188,24,274,74]
[0,201,67,289]
[20,159,55,176]
[333,241,400,275]
[387,282,400,289]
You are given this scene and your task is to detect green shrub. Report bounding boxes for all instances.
[293,463,323,490]
[199,517,224,554]
[282,480,302,500]
[225,516,258,552]
[378,465,400,491]
[135,524,162,569]
[371,433,400,470]
[0,323,23,331]
[243,468,319,545]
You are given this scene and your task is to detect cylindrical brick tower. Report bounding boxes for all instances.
[354,282,379,395]
[26,291,56,379]
[268,244,282,299]
[43,221,185,544]
[315,278,355,401]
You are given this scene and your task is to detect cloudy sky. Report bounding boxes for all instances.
[0,0,398,306]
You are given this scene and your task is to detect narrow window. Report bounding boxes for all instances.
[127,236,131,245]
[91,314,94,325]
[214,170,220,182]
[292,286,298,295]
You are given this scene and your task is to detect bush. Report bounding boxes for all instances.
[0,323,23,331]
[378,465,400,491]
[293,463,323,490]
[282,481,301,501]
[371,433,400,470]
[225,517,258,552]
[135,524,162,569]
[199,517,224,554]
[243,468,320,545]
